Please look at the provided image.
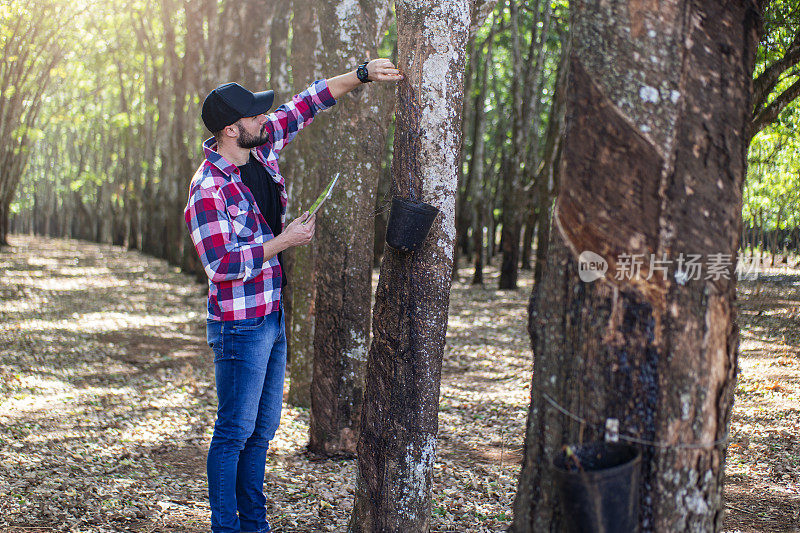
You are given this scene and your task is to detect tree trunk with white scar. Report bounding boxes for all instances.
[348,0,471,530]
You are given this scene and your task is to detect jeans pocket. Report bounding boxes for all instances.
[231,314,267,332]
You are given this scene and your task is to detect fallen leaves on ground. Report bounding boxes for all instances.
[0,236,797,532]
[726,269,800,532]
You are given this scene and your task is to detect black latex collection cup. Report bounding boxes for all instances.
[552,442,642,533]
[385,197,439,253]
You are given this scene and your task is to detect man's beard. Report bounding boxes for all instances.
[236,123,268,149]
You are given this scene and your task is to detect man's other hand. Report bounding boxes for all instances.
[283,212,316,247]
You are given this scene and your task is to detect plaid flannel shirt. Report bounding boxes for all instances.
[185,79,336,321]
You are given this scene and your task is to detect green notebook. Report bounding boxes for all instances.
[303,173,340,224]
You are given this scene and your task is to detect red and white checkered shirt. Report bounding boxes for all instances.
[184,79,336,321]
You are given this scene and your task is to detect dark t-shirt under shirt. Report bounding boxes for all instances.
[238,154,287,288]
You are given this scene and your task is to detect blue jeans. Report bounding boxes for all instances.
[206,307,286,533]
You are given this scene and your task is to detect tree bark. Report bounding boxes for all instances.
[229,0,270,90]
[489,151,508,262]
[513,2,761,532]
[373,161,392,267]
[269,4,292,99]
[0,196,11,247]
[349,0,471,529]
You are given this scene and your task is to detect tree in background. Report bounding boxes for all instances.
[307,1,395,456]
[8,0,277,273]
[744,128,800,263]
[284,0,323,408]
[531,30,568,288]
[449,0,568,289]
[464,17,498,285]
[742,0,800,264]
[513,1,762,531]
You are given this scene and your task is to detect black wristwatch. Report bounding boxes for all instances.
[356,61,372,83]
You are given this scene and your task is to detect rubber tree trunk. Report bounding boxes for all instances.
[373,159,392,267]
[228,0,269,91]
[512,1,761,532]
[0,197,11,247]
[498,0,524,289]
[269,3,291,99]
[470,27,495,285]
[520,210,536,270]
[349,0,471,530]
[452,35,477,282]
[307,0,394,457]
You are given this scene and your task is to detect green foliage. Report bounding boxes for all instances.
[745,1,800,235]
[757,0,800,74]
[746,127,800,231]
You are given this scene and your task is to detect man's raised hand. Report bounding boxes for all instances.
[366,59,403,82]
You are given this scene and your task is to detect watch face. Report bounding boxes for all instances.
[358,65,369,82]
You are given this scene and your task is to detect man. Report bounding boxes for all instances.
[184,59,402,533]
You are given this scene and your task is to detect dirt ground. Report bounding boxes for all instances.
[0,235,797,532]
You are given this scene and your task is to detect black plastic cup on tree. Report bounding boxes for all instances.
[385,196,439,253]
[552,442,642,533]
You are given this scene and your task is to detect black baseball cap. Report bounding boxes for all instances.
[201,83,275,132]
